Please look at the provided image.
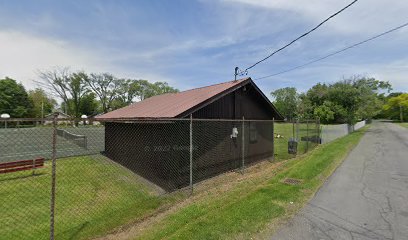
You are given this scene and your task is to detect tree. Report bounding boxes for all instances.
[28,88,57,118]
[114,79,144,108]
[133,80,152,101]
[300,76,391,124]
[383,93,408,122]
[113,80,179,110]
[38,68,89,118]
[327,81,361,124]
[0,77,33,118]
[313,101,347,124]
[79,93,99,116]
[144,81,179,99]
[270,87,299,120]
[352,77,392,121]
[37,67,71,111]
[66,72,89,118]
[85,73,119,113]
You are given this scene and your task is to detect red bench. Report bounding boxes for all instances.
[0,158,45,174]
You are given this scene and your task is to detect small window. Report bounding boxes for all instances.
[249,122,257,143]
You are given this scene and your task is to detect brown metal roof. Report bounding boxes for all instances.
[96,78,251,119]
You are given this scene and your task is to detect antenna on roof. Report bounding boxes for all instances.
[234,67,248,81]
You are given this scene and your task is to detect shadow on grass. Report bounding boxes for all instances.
[0,172,47,183]
[56,221,90,240]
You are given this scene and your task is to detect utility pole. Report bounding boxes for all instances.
[234,67,239,81]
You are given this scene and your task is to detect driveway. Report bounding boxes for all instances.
[271,122,408,240]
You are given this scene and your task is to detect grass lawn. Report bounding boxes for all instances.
[134,126,368,240]
[397,122,408,128]
[0,155,181,240]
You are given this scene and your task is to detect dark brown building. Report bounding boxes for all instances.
[97,78,283,191]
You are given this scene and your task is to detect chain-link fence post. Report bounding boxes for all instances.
[296,118,299,142]
[241,116,245,174]
[272,117,275,161]
[317,118,321,145]
[306,119,309,152]
[49,113,58,240]
[189,115,193,194]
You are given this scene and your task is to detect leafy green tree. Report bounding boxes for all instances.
[383,93,408,122]
[85,73,120,113]
[305,83,329,106]
[134,80,153,101]
[270,87,299,120]
[144,81,179,99]
[67,72,90,118]
[115,79,146,107]
[352,77,392,121]
[301,76,391,124]
[79,93,99,116]
[0,77,33,117]
[327,81,360,124]
[313,101,348,124]
[28,88,57,118]
[113,80,179,110]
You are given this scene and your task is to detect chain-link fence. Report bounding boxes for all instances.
[0,116,319,239]
[320,120,366,144]
[273,119,320,160]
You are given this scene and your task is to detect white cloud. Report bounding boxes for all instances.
[222,0,408,35]
[0,30,105,88]
[0,30,180,90]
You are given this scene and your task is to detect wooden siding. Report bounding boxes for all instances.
[104,81,277,191]
[192,83,279,120]
[105,121,273,191]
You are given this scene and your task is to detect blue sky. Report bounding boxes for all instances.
[0,0,407,96]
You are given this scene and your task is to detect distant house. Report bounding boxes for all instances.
[97,78,283,191]
[44,111,72,125]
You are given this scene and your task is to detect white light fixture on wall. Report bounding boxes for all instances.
[230,127,239,138]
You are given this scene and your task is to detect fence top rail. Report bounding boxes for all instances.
[0,117,319,123]
[1,117,277,123]
[56,128,86,138]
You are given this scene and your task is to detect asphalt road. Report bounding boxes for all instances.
[272,122,408,240]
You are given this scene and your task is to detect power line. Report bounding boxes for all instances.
[254,22,408,80]
[243,0,359,72]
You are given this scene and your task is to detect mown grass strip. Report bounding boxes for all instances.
[136,127,368,240]
[397,122,408,128]
[0,156,181,240]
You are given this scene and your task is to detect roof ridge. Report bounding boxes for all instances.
[174,77,249,94]
[132,78,250,101]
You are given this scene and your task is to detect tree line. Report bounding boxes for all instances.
[1,72,406,123]
[0,67,179,118]
[271,76,407,124]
